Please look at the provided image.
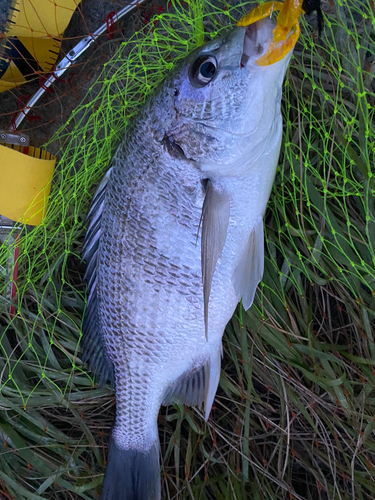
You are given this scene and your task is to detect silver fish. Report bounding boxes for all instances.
[82,17,292,500]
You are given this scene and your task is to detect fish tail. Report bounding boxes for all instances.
[101,438,160,500]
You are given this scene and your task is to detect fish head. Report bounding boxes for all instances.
[168,18,293,176]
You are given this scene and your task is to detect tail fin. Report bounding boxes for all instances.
[101,439,160,500]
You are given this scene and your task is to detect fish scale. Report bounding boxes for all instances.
[100,151,206,346]
[98,152,220,453]
[82,18,293,500]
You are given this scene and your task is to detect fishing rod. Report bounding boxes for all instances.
[11,0,148,130]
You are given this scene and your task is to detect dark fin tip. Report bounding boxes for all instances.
[101,440,161,500]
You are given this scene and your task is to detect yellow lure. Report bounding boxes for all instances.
[238,0,304,66]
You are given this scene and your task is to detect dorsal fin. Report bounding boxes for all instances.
[232,215,264,310]
[82,168,114,387]
[201,180,230,339]
[162,348,222,421]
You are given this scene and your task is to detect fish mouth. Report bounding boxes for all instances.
[241,18,275,68]
[239,1,302,66]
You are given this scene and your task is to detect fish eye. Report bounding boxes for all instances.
[189,55,218,87]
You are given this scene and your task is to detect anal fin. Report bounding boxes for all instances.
[162,363,207,407]
[162,348,222,421]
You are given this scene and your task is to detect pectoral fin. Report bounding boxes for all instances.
[232,216,264,310]
[201,180,230,339]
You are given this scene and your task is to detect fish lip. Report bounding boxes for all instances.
[241,19,274,67]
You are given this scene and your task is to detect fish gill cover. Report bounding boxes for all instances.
[0,0,374,499]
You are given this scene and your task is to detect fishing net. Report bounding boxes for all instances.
[0,0,374,498]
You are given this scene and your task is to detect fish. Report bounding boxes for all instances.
[82,14,295,500]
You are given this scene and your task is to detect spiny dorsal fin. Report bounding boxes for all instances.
[232,215,264,310]
[201,180,230,339]
[82,167,114,387]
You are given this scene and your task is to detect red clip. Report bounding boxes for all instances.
[106,11,116,39]
[18,94,32,115]
[11,114,17,131]
[66,71,74,84]
[26,115,42,122]
[51,63,74,84]
[153,5,165,26]
[17,95,42,122]
[39,75,54,93]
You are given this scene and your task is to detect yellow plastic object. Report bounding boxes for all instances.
[238,1,285,27]
[0,144,55,225]
[238,0,304,66]
[0,0,79,93]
